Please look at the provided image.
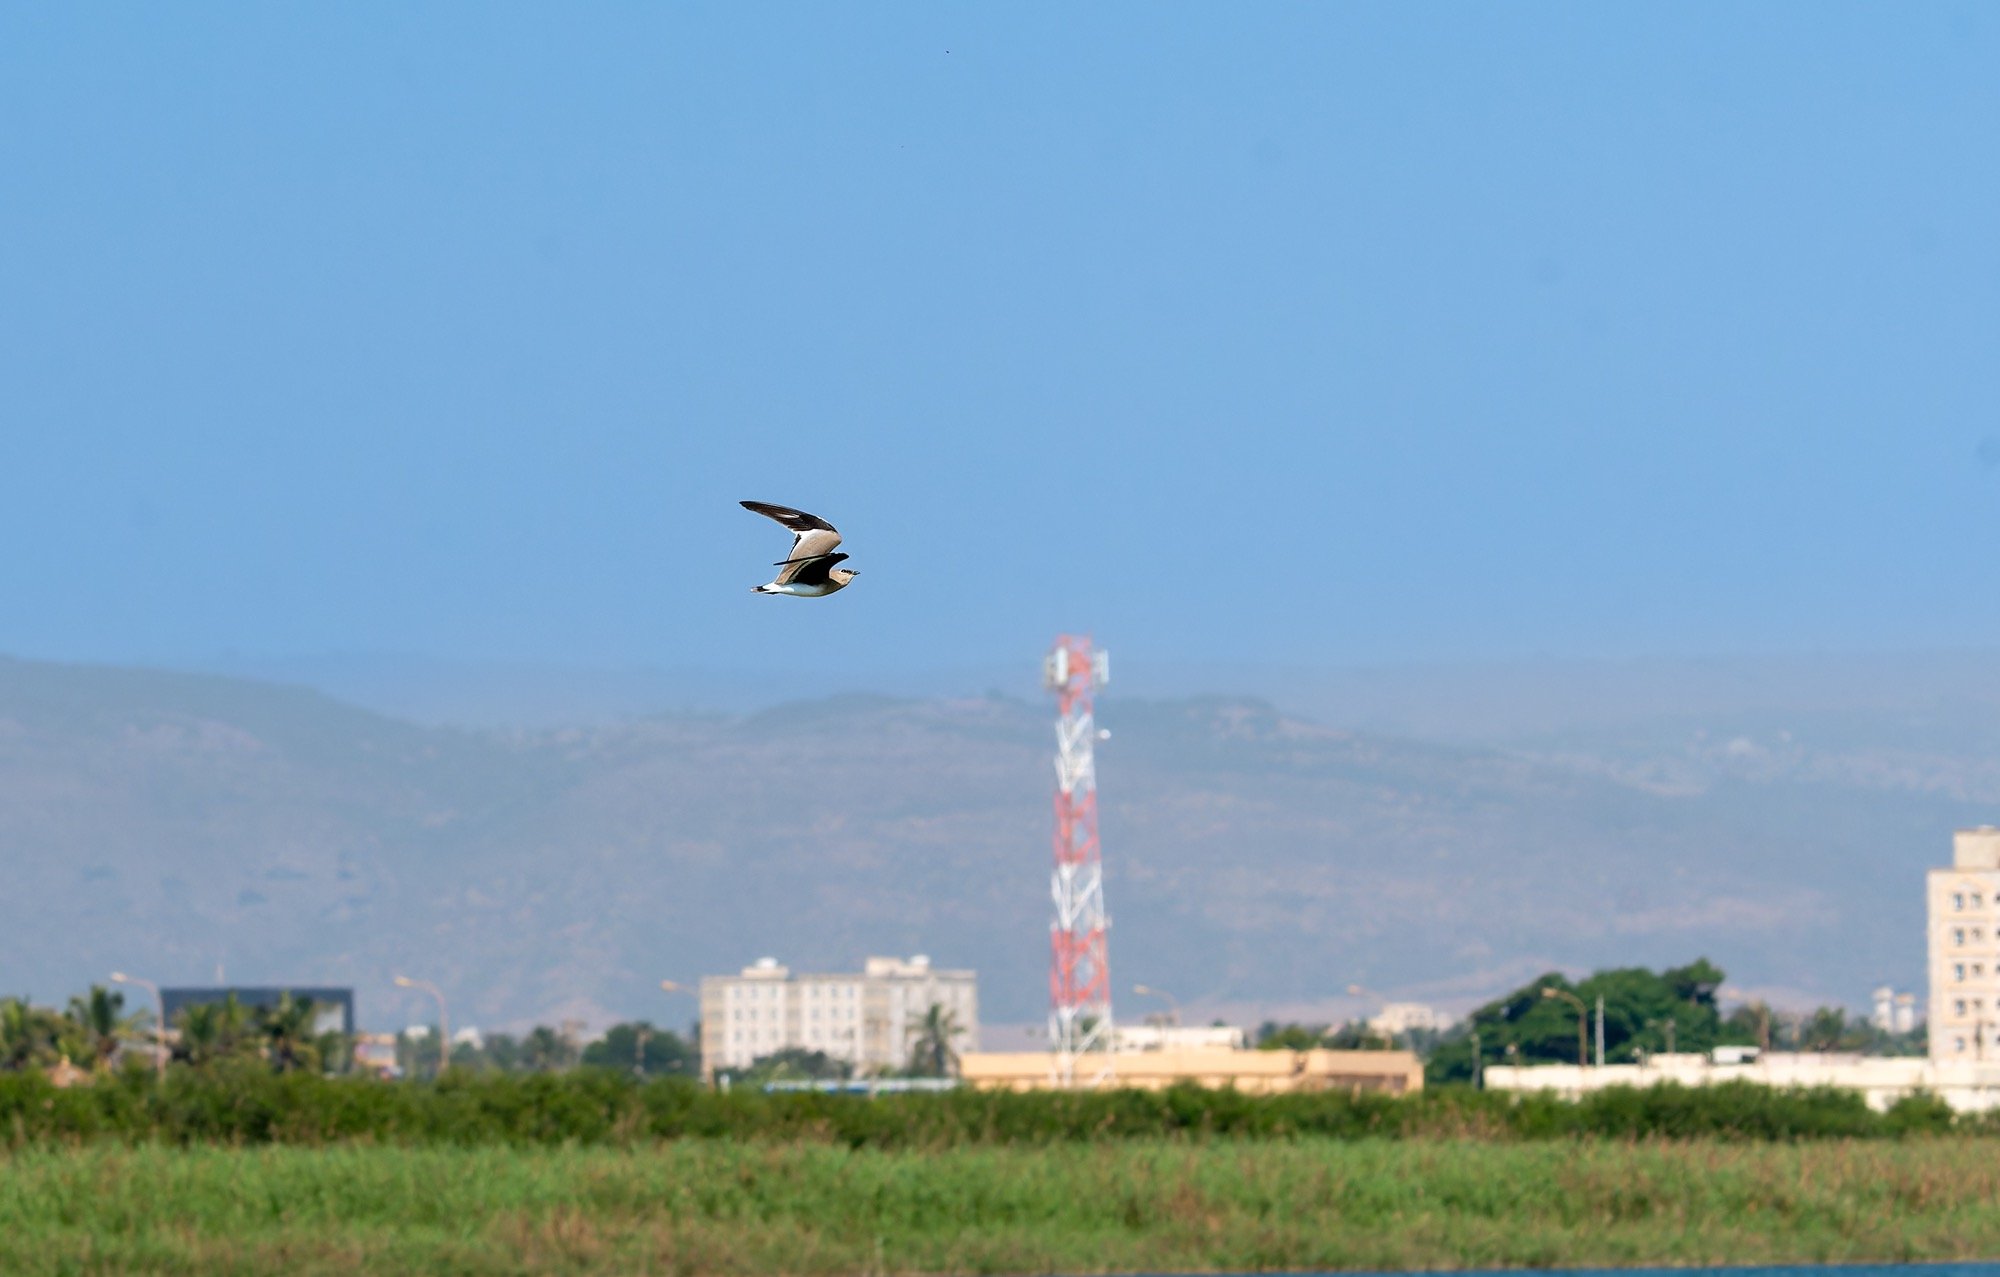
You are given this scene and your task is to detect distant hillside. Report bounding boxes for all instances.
[0,655,1980,1030]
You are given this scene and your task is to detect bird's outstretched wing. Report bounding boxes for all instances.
[775,551,849,587]
[740,500,843,564]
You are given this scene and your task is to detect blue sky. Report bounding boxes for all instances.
[4,5,1997,685]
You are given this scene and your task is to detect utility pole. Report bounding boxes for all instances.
[1595,995,1605,1068]
[1470,1029,1482,1089]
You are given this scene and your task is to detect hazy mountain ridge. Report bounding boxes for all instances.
[0,657,1980,1030]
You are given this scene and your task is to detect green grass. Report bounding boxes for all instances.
[4,1138,1999,1275]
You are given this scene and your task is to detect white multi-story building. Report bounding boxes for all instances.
[1368,1002,1456,1036]
[1930,827,2000,1062]
[1871,986,1918,1034]
[700,954,978,1078]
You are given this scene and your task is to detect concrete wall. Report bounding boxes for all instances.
[1486,1052,2000,1113]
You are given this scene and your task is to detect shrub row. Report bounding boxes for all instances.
[0,1066,1974,1149]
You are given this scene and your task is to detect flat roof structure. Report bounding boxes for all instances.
[958,1047,1423,1094]
[159,986,355,1037]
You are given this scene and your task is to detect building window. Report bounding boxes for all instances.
[1975,894,1986,909]
[1956,1037,1968,1052]
[1956,928,1968,945]
[1956,964,1967,981]
[1955,893,1967,910]
[1957,1000,1969,1016]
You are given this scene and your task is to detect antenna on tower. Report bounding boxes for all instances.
[1044,633,1113,1088]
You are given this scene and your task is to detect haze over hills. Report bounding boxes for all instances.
[3,652,1994,1033]
[180,647,2000,741]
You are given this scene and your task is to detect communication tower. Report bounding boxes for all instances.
[1044,634,1113,1087]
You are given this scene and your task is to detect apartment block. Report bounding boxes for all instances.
[699,954,978,1078]
[1929,827,2000,1061]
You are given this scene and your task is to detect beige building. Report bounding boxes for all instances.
[699,954,978,1078]
[959,1048,1422,1095]
[1929,827,2000,1062]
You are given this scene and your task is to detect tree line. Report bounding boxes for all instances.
[0,985,968,1085]
[1238,958,1925,1083]
[0,988,339,1075]
[5,964,1917,1089]
[400,1021,701,1079]
[1421,959,1927,1084]
[0,985,705,1081]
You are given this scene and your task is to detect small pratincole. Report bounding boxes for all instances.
[740,500,861,598]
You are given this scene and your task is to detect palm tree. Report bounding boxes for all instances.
[0,997,64,1071]
[65,985,143,1072]
[255,993,320,1073]
[174,994,253,1068]
[522,1025,570,1073]
[905,1003,964,1078]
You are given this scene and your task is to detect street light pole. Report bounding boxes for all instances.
[394,976,449,1077]
[1131,983,1180,1028]
[109,972,166,1082]
[1542,987,1589,1068]
[660,980,697,1077]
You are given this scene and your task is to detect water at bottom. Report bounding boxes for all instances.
[1126,1267,2000,1277]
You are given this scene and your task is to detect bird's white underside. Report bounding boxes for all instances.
[743,502,851,596]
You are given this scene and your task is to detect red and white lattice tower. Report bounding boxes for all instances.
[1044,634,1113,1087]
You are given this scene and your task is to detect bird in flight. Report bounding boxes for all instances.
[740,501,860,597]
